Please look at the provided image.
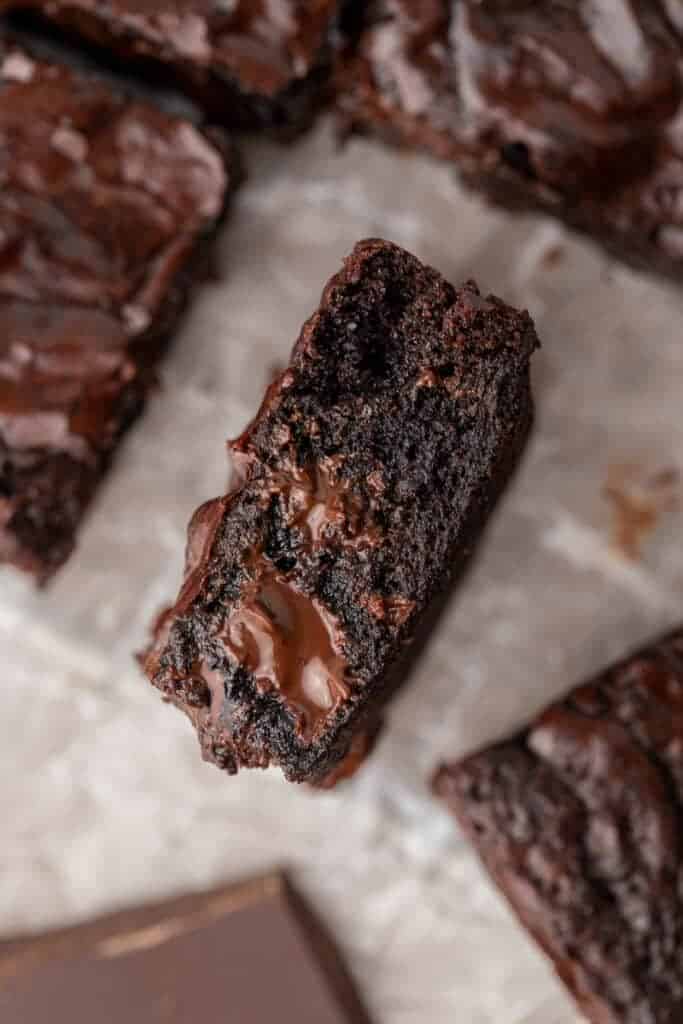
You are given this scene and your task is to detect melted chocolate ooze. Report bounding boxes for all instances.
[179,444,382,743]
[219,570,350,741]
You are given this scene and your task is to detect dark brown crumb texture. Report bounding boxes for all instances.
[0,41,237,581]
[144,238,538,784]
[434,626,683,1024]
[336,1,683,285]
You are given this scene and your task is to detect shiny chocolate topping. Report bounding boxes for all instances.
[530,699,682,883]
[345,1,683,194]
[142,496,229,681]
[351,0,458,138]
[268,457,351,543]
[154,446,382,740]
[180,496,230,607]
[364,0,450,117]
[219,569,350,740]
[457,0,681,185]
[9,0,340,97]
[458,2,679,126]
[0,301,132,458]
[0,47,228,461]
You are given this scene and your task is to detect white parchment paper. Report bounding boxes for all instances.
[3,120,683,1023]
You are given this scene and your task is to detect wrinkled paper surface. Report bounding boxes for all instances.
[3,121,683,1023]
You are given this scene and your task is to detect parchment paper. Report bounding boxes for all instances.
[3,119,683,1023]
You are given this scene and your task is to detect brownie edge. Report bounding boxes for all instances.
[1,0,347,136]
[433,627,683,1024]
[0,41,237,581]
[145,238,538,784]
[336,1,683,286]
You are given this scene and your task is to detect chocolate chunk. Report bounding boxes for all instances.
[337,1,683,285]
[0,42,238,580]
[1,0,348,135]
[143,238,538,784]
[0,874,371,1023]
[434,626,683,1024]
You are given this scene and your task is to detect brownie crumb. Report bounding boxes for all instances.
[144,239,538,784]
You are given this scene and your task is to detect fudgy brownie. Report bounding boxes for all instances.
[0,873,372,1023]
[337,2,683,284]
[144,238,538,785]
[1,0,348,135]
[434,626,683,1024]
[0,42,237,581]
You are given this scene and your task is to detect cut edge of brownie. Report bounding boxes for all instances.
[433,625,683,1024]
[459,160,683,287]
[144,238,538,784]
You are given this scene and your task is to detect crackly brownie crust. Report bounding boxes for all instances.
[2,0,349,136]
[144,238,538,784]
[0,42,237,580]
[434,627,683,1024]
[336,1,683,284]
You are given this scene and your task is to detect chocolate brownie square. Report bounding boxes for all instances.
[143,238,538,784]
[337,1,683,284]
[1,0,348,135]
[434,626,683,1024]
[0,42,237,580]
[0,873,372,1023]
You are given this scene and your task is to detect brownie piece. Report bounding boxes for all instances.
[0,43,237,581]
[0,873,372,1023]
[434,626,683,1024]
[337,2,683,284]
[1,0,348,136]
[143,238,538,784]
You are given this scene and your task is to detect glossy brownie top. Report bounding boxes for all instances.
[339,0,683,187]
[435,626,683,1024]
[1,0,342,97]
[0,43,230,463]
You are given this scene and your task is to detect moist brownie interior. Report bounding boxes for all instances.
[145,238,538,783]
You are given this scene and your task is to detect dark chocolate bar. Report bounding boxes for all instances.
[0,873,371,1023]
